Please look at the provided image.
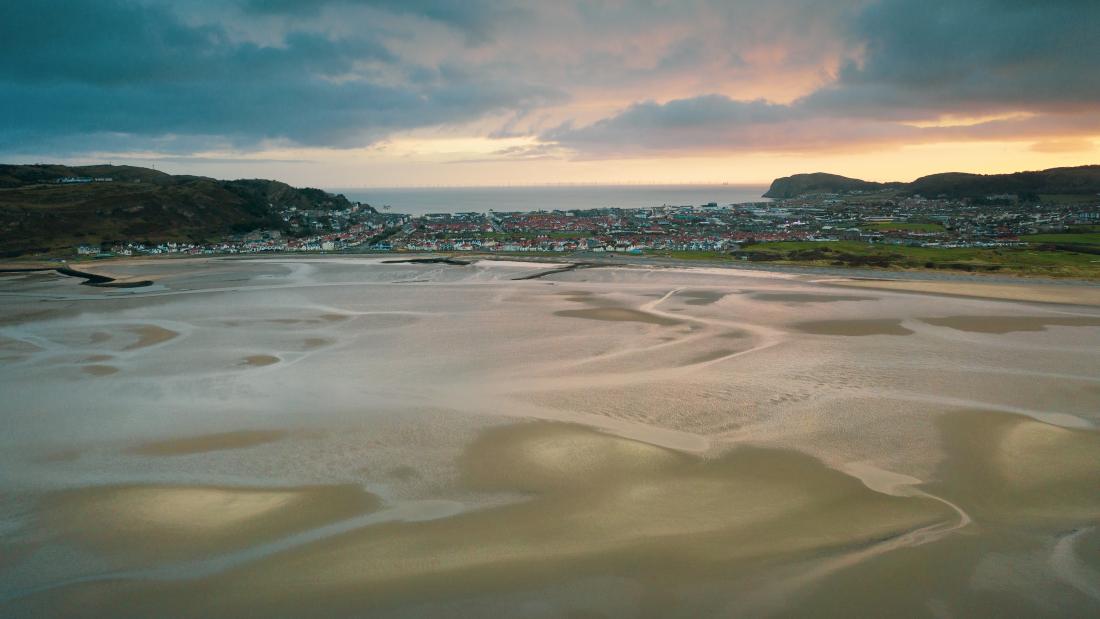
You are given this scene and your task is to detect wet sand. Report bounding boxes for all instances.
[935,411,1100,524]
[240,354,280,367]
[792,318,914,336]
[1,257,1098,617]
[127,430,289,456]
[829,278,1100,306]
[122,325,179,350]
[81,365,119,377]
[752,292,877,303]
[554,307,682,326]
[14,423,954,617]
[677,289,727,305]
[42,483,380,563]
[921,315,1100,334]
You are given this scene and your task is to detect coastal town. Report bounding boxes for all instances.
[80,190,1100,259]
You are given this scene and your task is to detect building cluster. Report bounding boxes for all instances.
[386,194,1098,253]
[57,176,113,184]
[75,191,1099,257]
[77,205,409,257]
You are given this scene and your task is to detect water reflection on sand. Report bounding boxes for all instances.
[1,257,1098,617]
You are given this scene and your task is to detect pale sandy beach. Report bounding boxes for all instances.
[1,257,1098,617]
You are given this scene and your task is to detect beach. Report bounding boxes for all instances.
[1,256,1098,617]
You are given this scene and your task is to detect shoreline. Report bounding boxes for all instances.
[4,249,1100,285]
[0,265,153,288]
[4,251,1099,305]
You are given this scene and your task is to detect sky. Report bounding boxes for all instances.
[1,0,1098,187]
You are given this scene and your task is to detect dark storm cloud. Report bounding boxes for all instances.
[548,0,1100,156]
[543,96,811,154]
[805,0,1100,117]
[0,0,556,153]
[1,0,1097,159]
[543,95,926,155]
[239,0,513,39]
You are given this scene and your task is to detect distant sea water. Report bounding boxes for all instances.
[332,184,771,216]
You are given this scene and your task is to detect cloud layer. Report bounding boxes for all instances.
[1,0,1097,167]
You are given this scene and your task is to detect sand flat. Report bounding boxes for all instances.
[937,411,1100,524]
[3,258,1100,617]
[81,365,119,376]
[554,307,682,326]
[828,278,1100,306]
[920,315,1100,333]
[49,423,951,617]
[127,430,289,456]
[752,292,877,303]
[792,318,913,336]
[43,483,381,562]
[122,325,179,350]
[677,289,728,305]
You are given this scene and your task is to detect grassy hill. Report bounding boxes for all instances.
[762,173,892,198]
[764,165,1100,200]
[0,164,367,256]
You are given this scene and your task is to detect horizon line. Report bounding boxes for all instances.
[326,181,773,190]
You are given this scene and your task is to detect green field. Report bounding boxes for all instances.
[693,240,1100,279]
[1021,232,1100,246]
[860,222,945,232]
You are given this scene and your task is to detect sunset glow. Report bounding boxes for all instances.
[2,1,1098,186]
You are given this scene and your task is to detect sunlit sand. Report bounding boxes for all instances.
[42,484,380,563]
[1,257,1098,617]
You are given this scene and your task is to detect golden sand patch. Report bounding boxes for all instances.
[127,430,289,456]
[937,411,1100,524]
[44,483,380,563]
[122,325,178,350]
[69,423,951,617]
[460,423,687,494]
[82,365,119,376]
[240,354,280,367]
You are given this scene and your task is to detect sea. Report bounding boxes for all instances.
[332,184,771,215]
